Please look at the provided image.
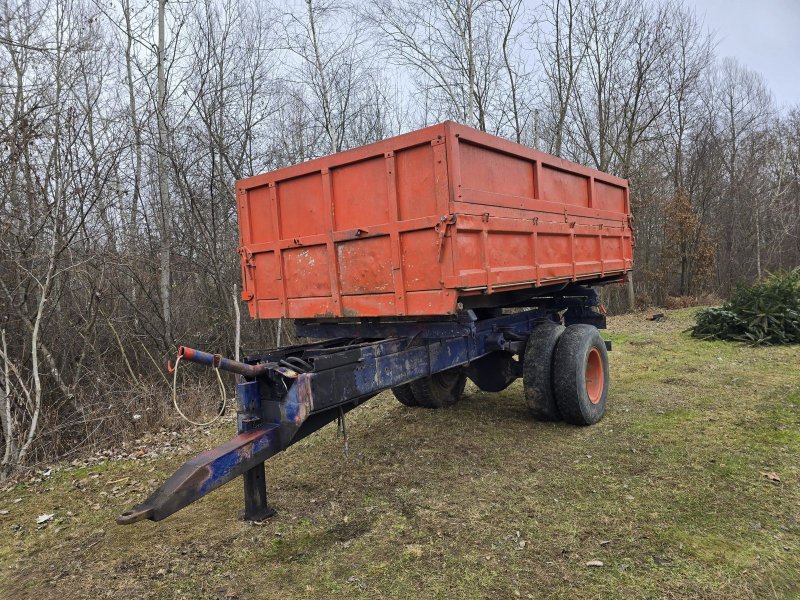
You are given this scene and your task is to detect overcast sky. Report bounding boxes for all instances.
[688,0,800,109]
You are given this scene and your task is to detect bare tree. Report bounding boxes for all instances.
[282,0,382,154]
[121,0,145,258]
[156,0,172,349]
[495,0,528,142]
[712,57,774,287]
[536,0,587,156]
[367,0,502,130]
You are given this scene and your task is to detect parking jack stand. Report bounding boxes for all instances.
[242,462,275,521]
[237,379,276,521]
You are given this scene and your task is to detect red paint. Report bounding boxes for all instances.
[236,122,633,319]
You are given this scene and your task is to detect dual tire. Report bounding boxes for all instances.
[523,322,608,425]
[392,322,609,426]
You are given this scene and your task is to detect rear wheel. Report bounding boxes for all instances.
[392,384,418,407]
[410,367,467,408]
[523,320,565,421]
[552,324,609,425]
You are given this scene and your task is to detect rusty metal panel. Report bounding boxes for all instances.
[337,236,393,295]
[236,122,633,319]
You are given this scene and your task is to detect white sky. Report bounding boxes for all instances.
[688,0,800,109]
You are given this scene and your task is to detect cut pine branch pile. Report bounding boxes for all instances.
[690,268,800,345]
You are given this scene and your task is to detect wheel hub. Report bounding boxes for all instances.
[585,347,604,404]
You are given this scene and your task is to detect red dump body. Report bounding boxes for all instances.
[236,122,633,319]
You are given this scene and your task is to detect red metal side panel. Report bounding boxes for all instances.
[442,123,632,296]
[236,124,453,319]
[236,121,633,319]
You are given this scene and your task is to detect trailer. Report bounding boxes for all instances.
[117,122,633,525]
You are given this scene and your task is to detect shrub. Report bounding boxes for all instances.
[690,269,800,345]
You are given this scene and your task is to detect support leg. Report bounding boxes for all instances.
[236,379,277,521]
[241,462,275,521]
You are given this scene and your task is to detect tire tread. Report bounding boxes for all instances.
[522,320,565,421]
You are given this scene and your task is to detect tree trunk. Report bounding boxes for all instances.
[157,0,172,349]
[0,330,15,474]
[626,273,635,311]
[465,0,476,128]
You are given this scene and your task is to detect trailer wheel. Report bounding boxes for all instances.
[553,324,609,426]
[523,320,565,421]
[392,384,418,407]
[411,367,467,408]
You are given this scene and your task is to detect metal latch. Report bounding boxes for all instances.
[238,247,256,302]
[434,214,457,262]
[238,246,256,268]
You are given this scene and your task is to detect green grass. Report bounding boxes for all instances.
[1,308,798,599]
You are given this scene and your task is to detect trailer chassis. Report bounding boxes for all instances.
[117,287,604,525]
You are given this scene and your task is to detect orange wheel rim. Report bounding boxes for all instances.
[585,347,604,404]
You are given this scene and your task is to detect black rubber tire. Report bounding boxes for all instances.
[392,336,426,407]
[410,367,467,408]
[392,384,418,407]
[523,320,566,421]
[553,324,609,426]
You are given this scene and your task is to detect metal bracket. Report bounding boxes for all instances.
[238,246,256,267]
[434,214,457,262]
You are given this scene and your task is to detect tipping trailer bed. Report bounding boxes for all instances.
[236,121,632,319]
[118,124,632,526]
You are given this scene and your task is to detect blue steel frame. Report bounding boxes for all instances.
[117,291,603,525]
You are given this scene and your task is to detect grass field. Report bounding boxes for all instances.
[1,309,798,599]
